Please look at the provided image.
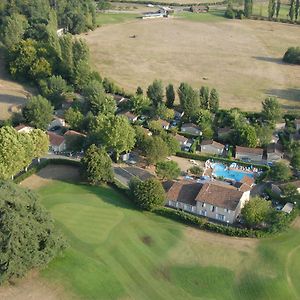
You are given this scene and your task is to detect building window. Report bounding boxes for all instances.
[202,203,206,208]
[216,214,225,221]
[224,208,230,213]
[211,206,215,212]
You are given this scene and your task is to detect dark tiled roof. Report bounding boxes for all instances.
[166,181,203,206]
[47,131,65,146]
[195,182,244,211]
[182,123,200,130]
[201,139,224,149]
[174,134,188,143]
[236,146,263,155]
[64,130,86,137]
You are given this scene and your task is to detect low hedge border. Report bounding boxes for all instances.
[176,151,270,171]
[14,159,81,184]
[152,206,298,238]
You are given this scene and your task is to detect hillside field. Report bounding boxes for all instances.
[4,176,297,299]
[84,15,300,111]
[0,51,31,120]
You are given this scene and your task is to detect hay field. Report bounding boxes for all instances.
[84,17,300,111]
[0,51,31,120]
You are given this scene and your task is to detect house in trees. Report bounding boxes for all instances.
[235,146,263,162]
[14,124,33,133]
[120,111,138,123]
[174,109,184,119]
[200,140,224,155]
[47,131,66,153]
[181,123,202,136]
[266,143,284,162]
[158,119,170,130]
[113,94,129,106]
[174,134,192,150]
[142,127,153,136]
[48,117,66,130]
[165,181,250,224]
[190,5,208,13]
[64,130,86,151]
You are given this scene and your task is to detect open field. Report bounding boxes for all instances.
[85,17,300,111]
[0,51,32,120]
[7,167,298,300]
[96,12,139,26]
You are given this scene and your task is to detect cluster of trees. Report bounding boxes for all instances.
[0,126,49,180]
[0,181,66,283]
[241,196,288,229]
[283,47,300,64]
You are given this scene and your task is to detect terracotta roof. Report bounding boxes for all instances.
[201,140,224,149]
[166,181,203,206]
[64,130,86,137]
[240,175,255,186]
[234,182,252,192]
[14,124,32,131]
[122,111,137,120]
[235,146,263,155]
[182,123,200,130]
[158,119,169,127]
[174,134,188,143]
[267,143,283,154]
[195,182,244,211]
[47,131,65,146]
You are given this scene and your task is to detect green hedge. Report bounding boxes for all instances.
[109,0,227,6]
[153,206,297,238]
[176,151,269,171]
[14,159,81,184]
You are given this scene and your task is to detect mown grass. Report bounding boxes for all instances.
[39,181,300,300]
[96,13,139,26]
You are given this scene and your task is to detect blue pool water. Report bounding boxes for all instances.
[212,163,254,182]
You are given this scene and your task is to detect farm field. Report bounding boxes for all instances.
[9,174,299,300]
[84,16,300,111]
[96,12,139,26]
[0,51,31,120]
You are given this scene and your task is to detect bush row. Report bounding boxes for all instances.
[153,206,298,238]
[250,15,300,25]
[176,151,270,171]
[109,0,227,6]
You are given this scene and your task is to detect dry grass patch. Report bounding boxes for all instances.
[84,18,300,111]
[20,165,81,190]
[0,51,31,120]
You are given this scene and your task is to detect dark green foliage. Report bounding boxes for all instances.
[189,165,203,176]
[232,124,257,147]
[23,95,53,129]
[39,75,69,108]
[209,88,219,113]
[147,79,164,107]
[136,86,143,95]
[200,86,210,109]
[0,181,66,284]
[64,107,84,130]
[291,151,300,171]
[161,133,180,155]
[178,82,200,119]
[81,144,114,184]
[276,0,281,17]
[268,0,276,18]
[244,0,253,17]
[289,0,295,20]
[156,160,181,180]
[269,162,292,182]
[242,197,273,228]
[130,177,166,210]
[283,47,300,64]
[166,84,175,108]
[144,136,169,164]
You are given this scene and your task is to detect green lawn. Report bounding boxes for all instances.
[39,181,300,300]
[252,3,290,19]
[96,13,139,26]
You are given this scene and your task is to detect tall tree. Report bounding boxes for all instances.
[23,95,53,129]
[136,86,143,95]
[129,177,165,211]
[165,84,175,108]
[296,0,300,19]
[268,0,276,18]
[200,86,210,109]
[81,144,114,184]
[130,95,151,115]
[269,162,292,182]
[261,97,282,126]
[289,0,295,20]
[276,0,281,17]
[244,0,253,17]
[209,88,219,113]
[178,82,200,119]
[147,79,164,107]
[156,160,181,180]
[144,136,169,164]
[0,181,65,284]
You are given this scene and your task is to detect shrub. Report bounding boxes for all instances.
[283,47,300,64]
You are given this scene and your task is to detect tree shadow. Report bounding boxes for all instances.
[252,56,283,64]
[266,88,300,108]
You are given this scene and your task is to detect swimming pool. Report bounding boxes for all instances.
[212,163,254,182]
